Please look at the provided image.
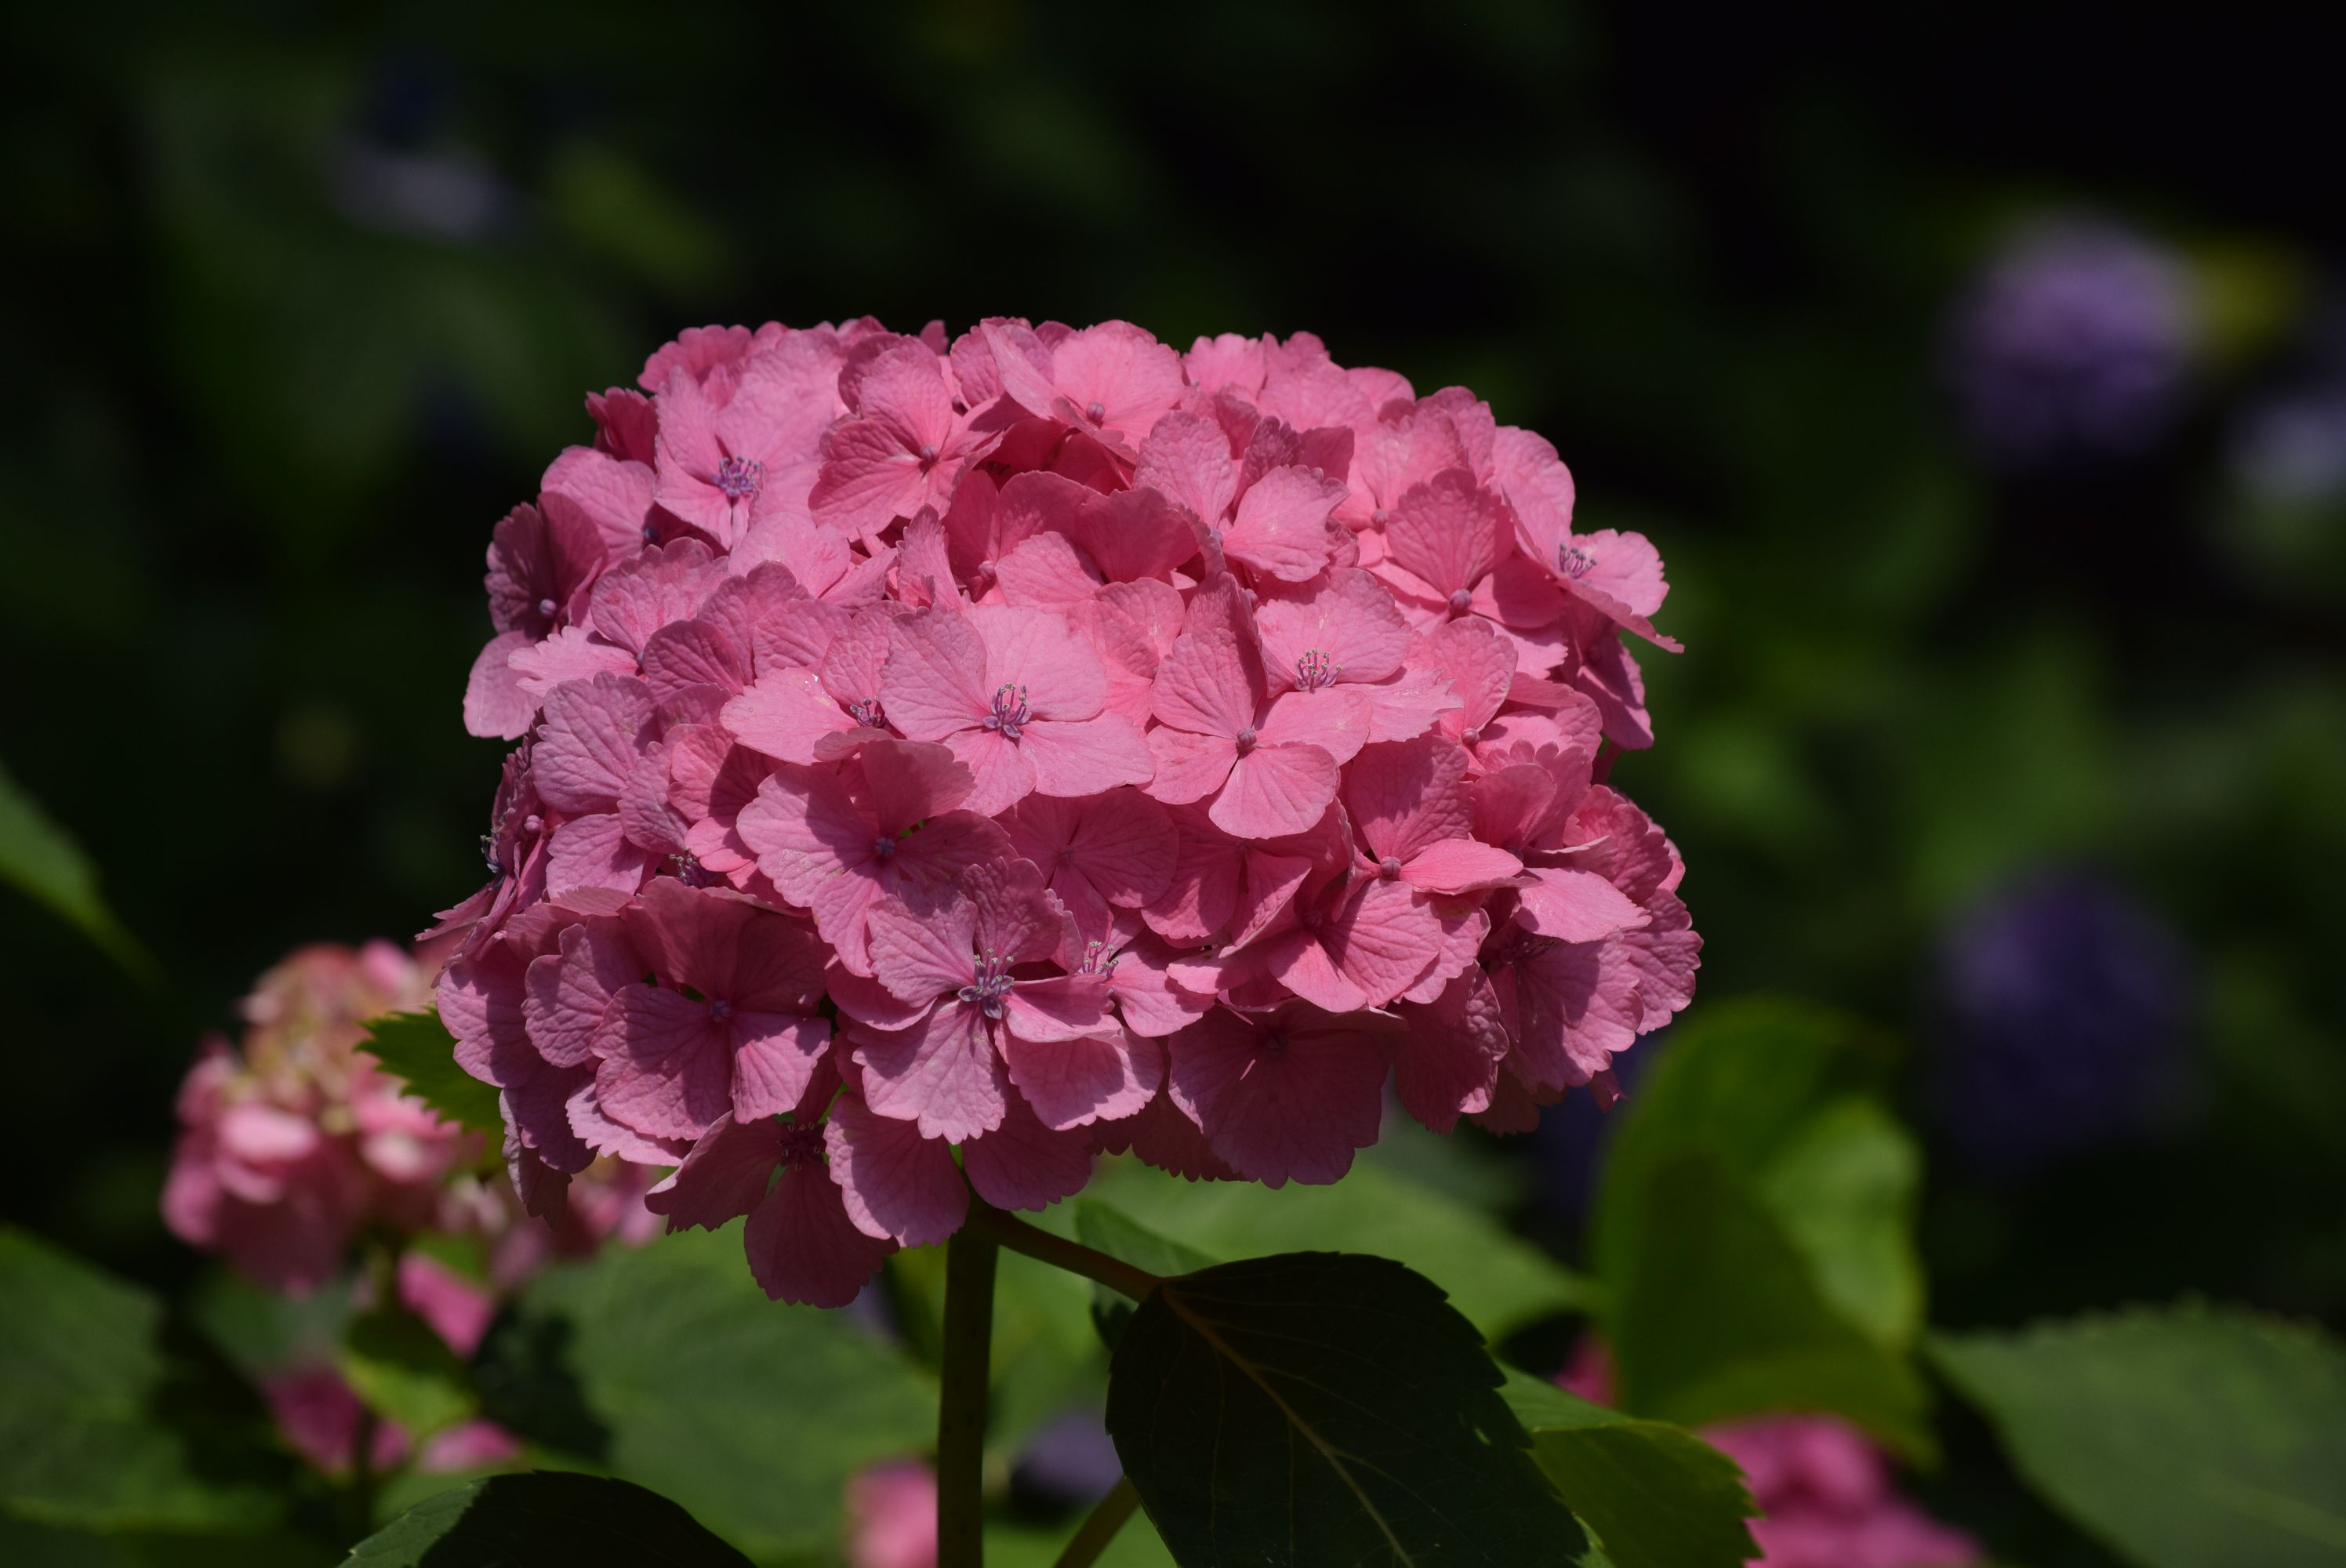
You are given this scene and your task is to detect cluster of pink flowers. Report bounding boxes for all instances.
[436,317,1698,1305]
[164,940,660,1476]
[1559,1344,1981,1568]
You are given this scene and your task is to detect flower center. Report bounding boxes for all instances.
[847,697,885,728]
[1461,725,1484,745]
[1295,649,1341,691]
[919,441,940,464]
[1085,400,1106,424]
[776,1120,826,1168]
[983,683,1031,740]
[708,997,734,1023]
[958,952,1017,1019]
[871,836,897,861]
[536,596,558,619]
[1378,855,1404,880]
[1080,938,1122,978]
[670,851,720,887]
[479,835,503,877]
[1447,587,1474,615]
[714,454,764,502]
[1557,541,1595,579]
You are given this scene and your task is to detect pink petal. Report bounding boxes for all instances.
[543,812,655,900]
[1516,868,1649,942]
[1019,715,1155,799]
[525,923,637,1069]
[826,1092,969,1246]
[1211,743,1339,838]
[1393,971,1507,1133]
[963,1094,1098,1210]
[724,668,859,764]
[1143,726,1238,806]
[881,608,990,742]
[861,738,980,829]
[592,985,733,1139]
[1258,686,1372,766]
[743,1162,895,1308]
[1385,469,1509,597]
[1135,409,1237,526]
[1402,838,1523,896]
[1223,466,1345,582]
[643,1113,775,1229]
[1256,568,1410,691]
[1166,1007,1387,1188]
[944,724,1036,817]
[732,1014,833,1121]
[849,1009,1010,1143]
[990,532,1105,612]
[867,895,982,1006]
[534,673,654,813]
[639,619,748,703]
[464,630,539,740]
[1149,577,1263,738]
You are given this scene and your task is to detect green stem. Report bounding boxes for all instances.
[971,1205,1162,1301]
[1051,1476,1141,1568]
[937,1217,999,1568]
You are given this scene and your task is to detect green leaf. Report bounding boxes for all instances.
[338,1304,475,1442]
[1074,1199,1214,1351]
[1931,1305,2346,1568]
[1593,998,1931,1453]
[1106,1251,1602,1566]
[473,1226,935,1563]
[1502,1371,1760,1568]
[0,759,147,975]
[1080,1154,1595,1338]
[347,1473,751,1566]
[358,1011,504,1139]
[0,1229,292,1534]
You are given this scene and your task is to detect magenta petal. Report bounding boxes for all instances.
[825,1094,968,1245]
[465,631,539,739]
[644,1112,777,1230]
[1393,971,1507,1134]
[848,1010,1010,1144]
[1143,727,1237,806]
[1516,868,1648,942]
[1002,1025,1159,1130]
[1019,715,1154,799]
[743,1163,895,1308]
[731,1014,833,1121]
[1167,1007,1387,1188]
[592,986,733,1140]
[1258,687,1373,766]
[1211,744,1338,839]
[723,669,857,764]
[963,1094,1097,1210]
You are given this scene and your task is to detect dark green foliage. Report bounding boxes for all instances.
[347,1473,751,1566]
[1106,1251,1600,1566]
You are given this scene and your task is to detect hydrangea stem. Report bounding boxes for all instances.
[937,1217,999,1568]
[970,1204,1162,1301]
[1051,1475,1141,1568]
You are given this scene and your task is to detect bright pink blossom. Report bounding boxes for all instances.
[435,316,1695,1302]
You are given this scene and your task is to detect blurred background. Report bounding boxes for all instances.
[3,1,2343,1559]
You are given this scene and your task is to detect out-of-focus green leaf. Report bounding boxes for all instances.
[0,760,147,974]
[0,1229,292,1534]
[985,1512,1177,1567]
[1073,1199,1212,1351]
[358,1011,503,1140]
[1502,1370,1760,1568]
[1077,1154,1595,1338]
[1594,999,1932,1454]
[473,1226,933,1563]
[1106,1253,1601,1567]
[347,1473,751,1566]
[338,1304,474,1443]
[1932,1306,2346,1568]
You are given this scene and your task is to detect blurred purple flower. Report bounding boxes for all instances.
[1945,219,2198,470]
[1930,870,2195,1174]
[2231,304,2346,505]
[1011,1406,1124,1509]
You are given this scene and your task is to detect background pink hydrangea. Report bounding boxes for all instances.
[1559,1341,1981,1568]
[434,317,1700,1305]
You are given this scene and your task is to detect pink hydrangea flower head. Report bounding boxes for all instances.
[162,942,460,1294]
[845,1461,939,1568]
[438,315,1697,1291]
